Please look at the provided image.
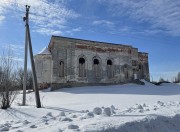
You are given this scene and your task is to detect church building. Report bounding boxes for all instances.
[34,36,150,89]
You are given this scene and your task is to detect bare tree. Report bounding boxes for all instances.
[159,77,165,82]
[0,50,18,109]
[27,70,33,90]
[16,68,24,90]
[178,72,180,83]
[16,68,33,90]
[174,72,180,83]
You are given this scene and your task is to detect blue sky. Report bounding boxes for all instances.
[0,0,180,81]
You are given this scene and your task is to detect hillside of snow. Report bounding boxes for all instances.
[1,82,180,131]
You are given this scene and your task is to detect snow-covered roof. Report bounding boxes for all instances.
[38,47,51,55]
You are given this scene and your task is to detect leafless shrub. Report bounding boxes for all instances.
[16,68,33,90]
[159,77,166,83]
[174,72,180,83]
[0,50,19,109]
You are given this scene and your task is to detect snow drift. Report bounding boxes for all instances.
[0,81,180,131]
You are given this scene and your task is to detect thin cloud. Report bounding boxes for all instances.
[10,56,23,62]
[92,20,114,27]
[0,16,4,24]
[65,27,82,35]
[71,27,82,32]
[0,44,24,62]
[2,44,24,51]
[33,28,62,36]
[0,2,5,24]
[0,44,24,61]
[0,0,79,35]
[98,0,180,36]
[0,55,23,62]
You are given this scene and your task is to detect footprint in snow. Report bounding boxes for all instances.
[157,101,165,106]
[15,121,21,124]
[70,114,77,118]
[60,117,73,122]
[11,126,20,130]
[30,125,37,128]
[23,120,30,125]
[0,126,10,131]
[58,128,63,132]
[82,112,94,119]
[68,124,79,129]
[146,109,150,111]
[42,116,47,118]
[59,111,65,116]
[0,124,4,128]
[139,109,144,113]
[154,107,159,110]
[45,122,49,125]
[16,130,23,132]
[46,112,53,117]
[4,122,11,127]
[41,118,49,122]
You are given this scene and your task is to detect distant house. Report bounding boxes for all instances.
[34,36,150,89]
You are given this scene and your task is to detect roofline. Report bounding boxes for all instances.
[138,52,148,55]
[51,35,133,48]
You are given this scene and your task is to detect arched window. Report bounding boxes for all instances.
[79,57,86,77]
[59,61,64,77]
[107,60,112,65]
[107,59,114,78]
[93,58,101,77]
[124,64,128,79]
[94,59,99,65]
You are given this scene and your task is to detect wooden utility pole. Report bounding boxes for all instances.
[22,5,41,108]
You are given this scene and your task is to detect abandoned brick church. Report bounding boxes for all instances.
[34,36,150,88]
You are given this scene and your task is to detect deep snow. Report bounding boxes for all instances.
[0,82,180,132]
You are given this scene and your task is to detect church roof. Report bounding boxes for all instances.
[38,47,51,55]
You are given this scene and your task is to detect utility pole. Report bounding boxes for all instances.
[22,5,29,106]
[22,5,41,108]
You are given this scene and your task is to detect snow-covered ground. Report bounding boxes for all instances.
[1,82,180,132]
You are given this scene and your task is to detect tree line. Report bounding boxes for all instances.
[0,51,33,109]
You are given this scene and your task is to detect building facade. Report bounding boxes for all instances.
[35,36,150,89]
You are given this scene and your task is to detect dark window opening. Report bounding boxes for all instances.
[124,64,128,68]
[79,58,86,77]
[94,59,99,65]
[59,61,64,77]
[93,58,101,77]
[107,59,113,78]
[79,58,85,64]
[107,60,112,65]
[60,61,64,65]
